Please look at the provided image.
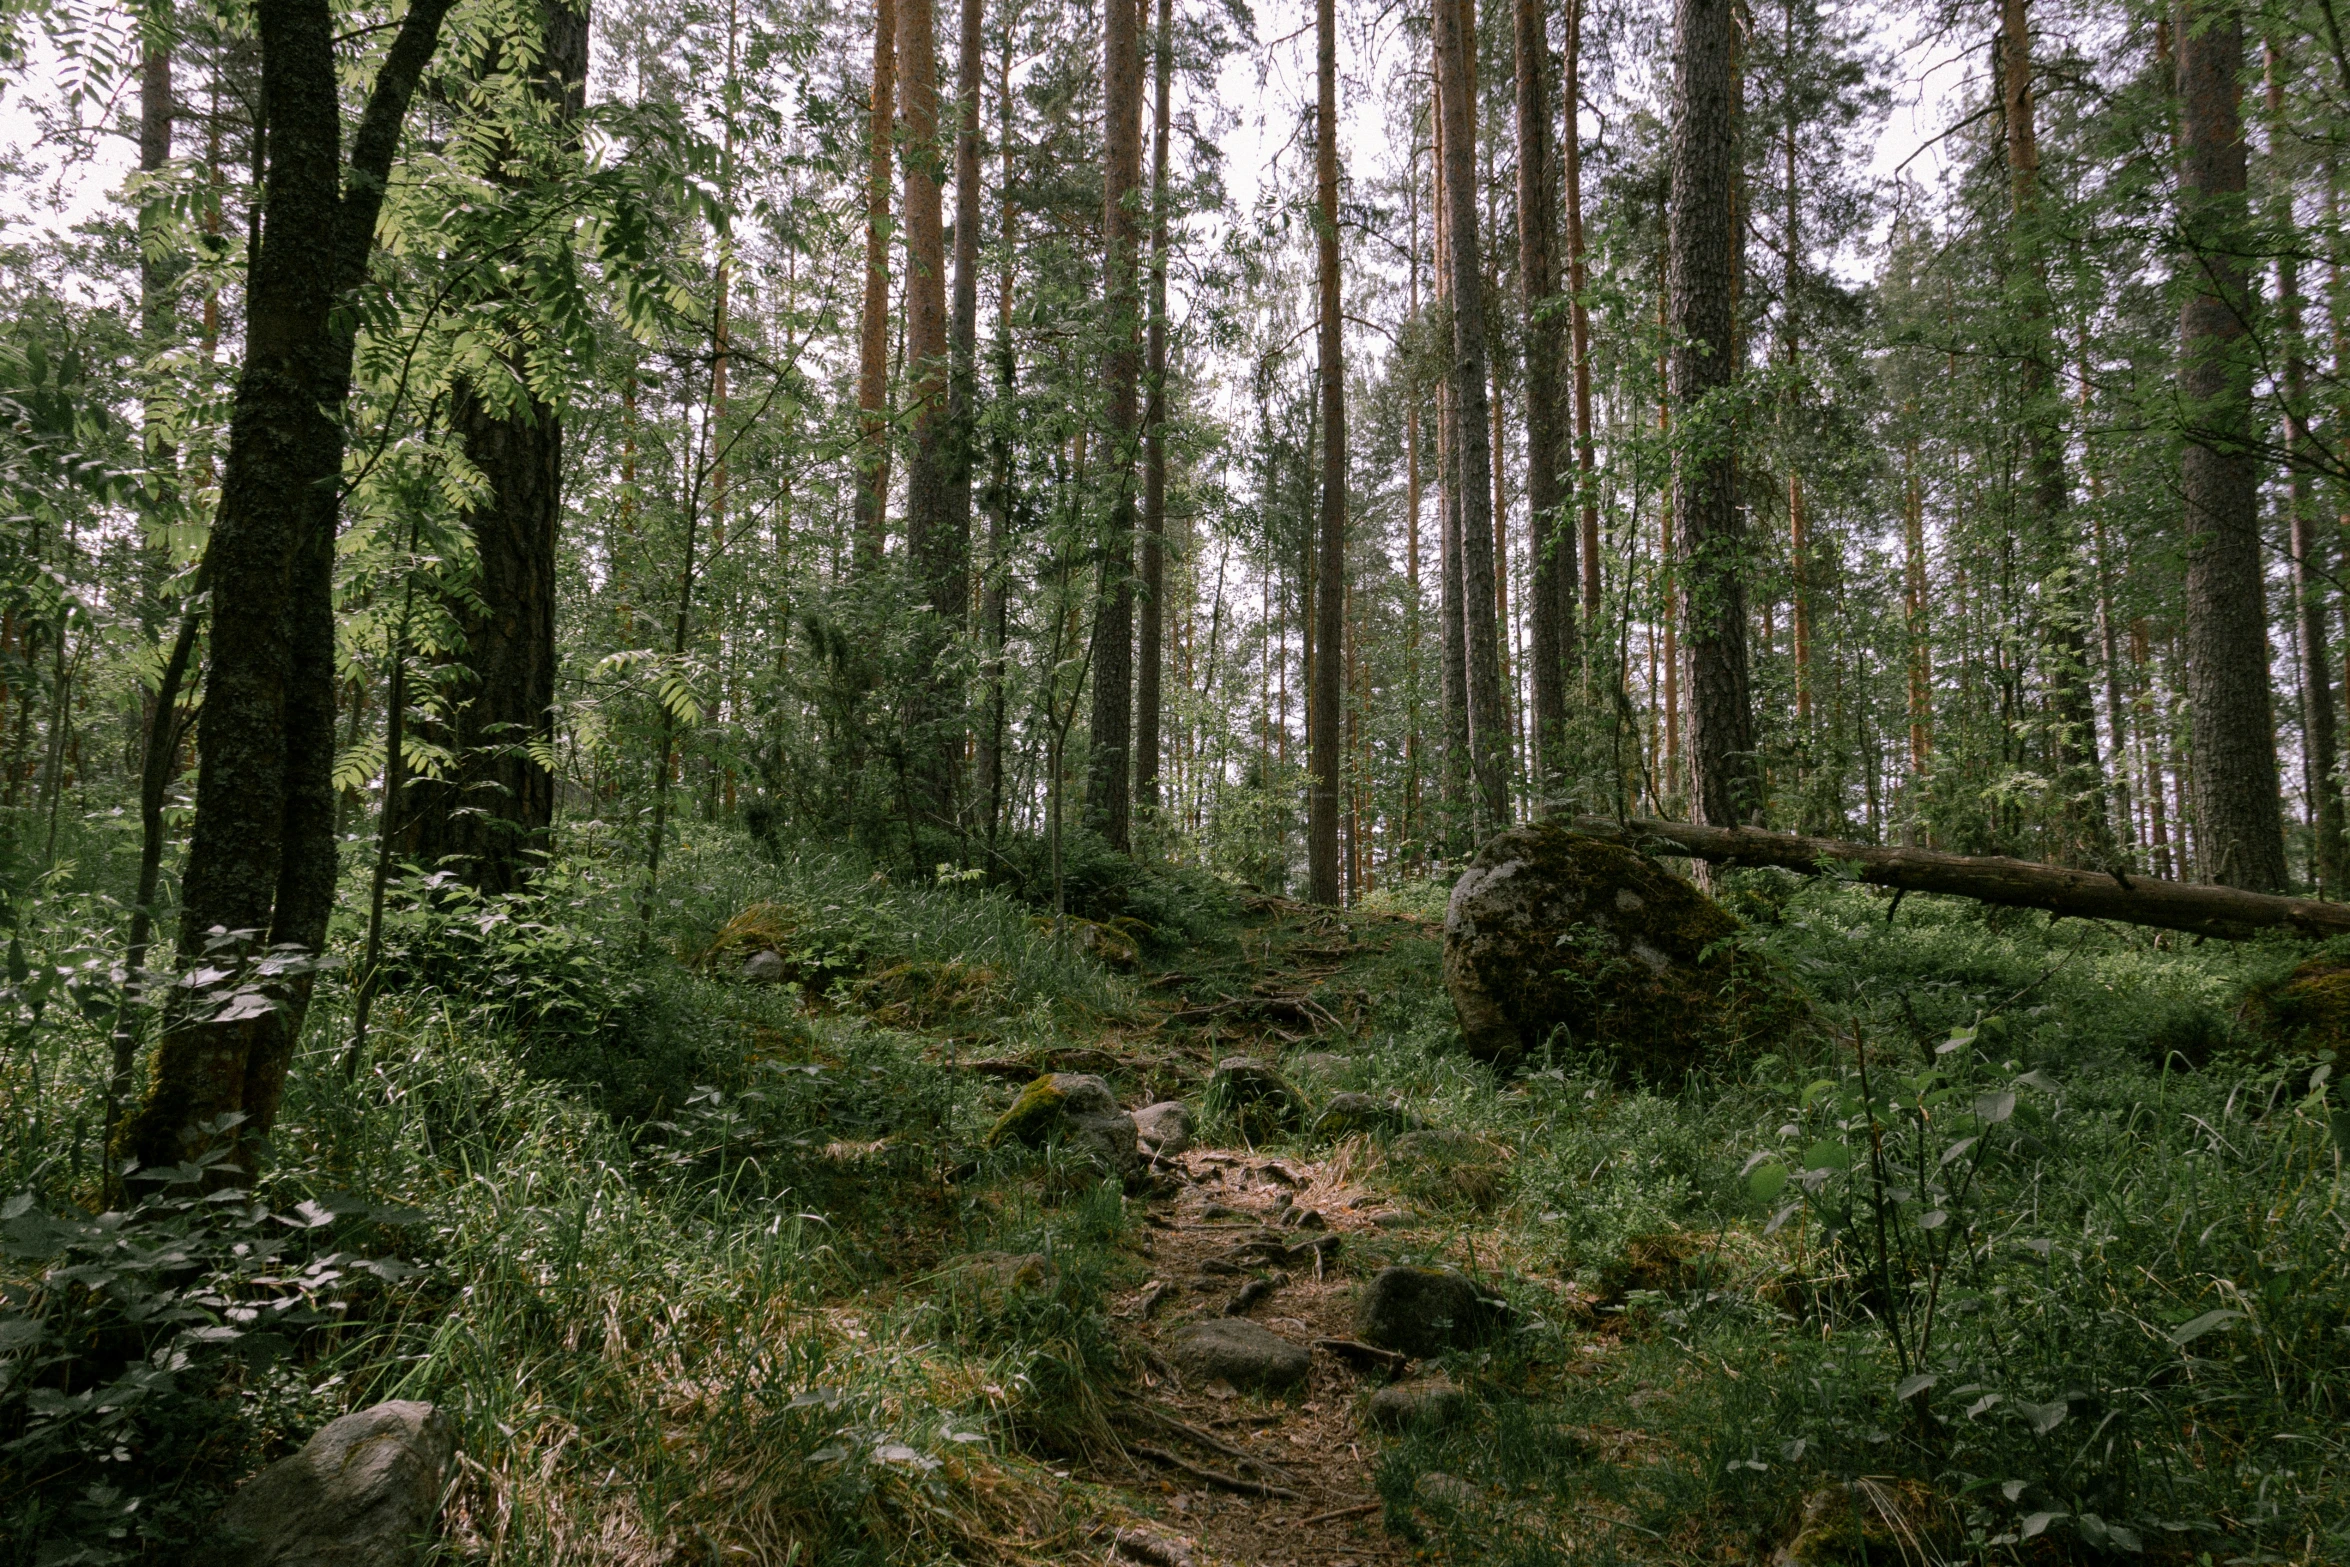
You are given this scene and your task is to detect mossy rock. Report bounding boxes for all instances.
[2239,955,2350,1061]
[1442,823,1807,1076]
[1204,1056,1305,1138]
[984,1074,1139,1180]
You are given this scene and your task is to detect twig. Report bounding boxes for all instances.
[1297,1500,1382,1526]
[1123,1403,1296,1479]
[1130,1443,1302,1499]
[1314,1337,1408,1372]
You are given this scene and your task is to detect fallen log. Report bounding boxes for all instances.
[1571,816,2350,942]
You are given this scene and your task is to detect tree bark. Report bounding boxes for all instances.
[1516,0,1571,790]
[975,27,1015,841]
[898,0,961,817]
[1669,0,1754,827]
[855,0,899,570]
[1572,815,2350,941]
[2177,0,2286,891]
[1087,0,1145,850]
[401,0,585,897]
[124,0,455,1177]
[949,0,983,599]
[1138,0,1173,815]
[1434,0,1509,834]
[1307,0,1344,903]
[2269,43,2341,892]
[1563,0,1599,631]
[1998,0,2108,860]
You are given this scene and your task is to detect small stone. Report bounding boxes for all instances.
[1313,1091,1419,1137]
[1290,1051,1352,1078]
[1205,1057,1305,1133]
[1167,1317,1312,1391]
[1412,1471,1482,1512]
[1134,1100,1195,1156]
[1365,1378,1470,1432]
[984,1073,1141,1180]
[1389,1128,1484,1164]
[742,949,788,983]
[214,1400,456,1567]
[1354,1267,1506,1357]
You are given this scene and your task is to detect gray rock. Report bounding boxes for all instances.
[1167,1317,1312,1391]
[1205,1057,1304,1134]
[1364,1378,1470,1432]
[214,1400,456,1567]
[1413,1471,1483,1511]
[985,1073,1143,1181]
[1312,1091,1419,1137]
[1133,1100,1195,1156]
[1355,1267,1506,1357]
[1290,1051,1352,1078]
[1389,1128,1484,1164]
[742,948,788,983]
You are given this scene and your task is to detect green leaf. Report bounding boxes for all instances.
[1894,1372,1936,1400]
[1974,1090,2016,1124]
[2169,1308,2244,1346]
[1747,1162,1788,1202]
[1802,1139,1851,1173]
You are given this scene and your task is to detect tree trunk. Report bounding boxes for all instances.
[898,0,961,818]
[1668,0,1753,827]
[1138,0,1173,815]
[401,0,585,897]
[976,28,1015,841]
[1573,815,2350,941]
[855,0,899,570]
[1087,0,1145,851]
[123,0,454,1178]
[1307,0,1345,903]
[1563,0,1599,632]
[949,0,983,597]
[1516,0,1571,791]
[2177,0,2286,891]
[1434,0,1509,833]
[2269,44,2341,892]
[1998,0,2108,860]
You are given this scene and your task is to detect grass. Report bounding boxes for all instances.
[3,828,2344,1565]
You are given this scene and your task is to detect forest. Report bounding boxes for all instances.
[0,0,2346,1554]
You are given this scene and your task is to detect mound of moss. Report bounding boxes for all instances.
[2238,953,2350,1061]
[1442,823,1806,1076]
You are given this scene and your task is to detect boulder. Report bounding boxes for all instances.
[1290,1051,1352,1078]
[985,1073,1143,1181]
[1364,1377,1470,1432]
[1443,822,1801,1075]
[214,1401,456,1567]
[1133,1100,1195,1157]
[1205,1057,1305,1137]
[742,948,788,983]
[1166,1317,1312,1392]
[1413,1471,1483,1512]
[1354,1266,1506,1357]
[2241,955,2350,1060]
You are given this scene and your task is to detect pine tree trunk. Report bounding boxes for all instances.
[1516,0,1571,792]
[1307,0,1345,904]
[1563,0,1599,632]
[1997,0,2108,861]
[2176,0,2286,891]
[855,0,898,570]
[1086,0,1144,851]
[898,0,962,819]
[1137,0,1173,815]
[124,0,454,1178]
[1433,0,1509,834]
[2268,44,2341,892]
[1668,0,1753,828]
[975,31,1015,842]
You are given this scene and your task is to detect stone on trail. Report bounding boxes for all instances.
[1204,1056,1305,1135]
[1311,1091,1418,1138]
[213,1400,456,1567]
[1443,821,1805,1075]
[742,948,788,983]
[1412,1470,1483,1512]
[984,1073,1143,1180]
[1133,1100,1195,1156]
[1354,1266,1506,1357]
[1167,1316,1313,1391]
[1364,1377,1470,1432]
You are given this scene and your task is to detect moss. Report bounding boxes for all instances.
[2240,955,2350,1061]
[1444,824,1810,1077]
[984,1075,1068,1148]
